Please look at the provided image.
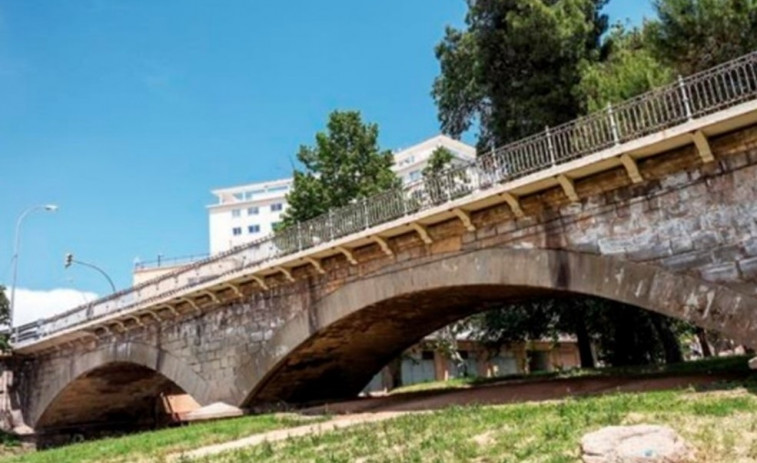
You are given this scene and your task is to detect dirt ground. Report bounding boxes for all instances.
[298,370,748,415]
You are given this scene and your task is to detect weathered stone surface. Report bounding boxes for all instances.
[700,262,740,283]
[739,256,757,280]
[581,425,693,463]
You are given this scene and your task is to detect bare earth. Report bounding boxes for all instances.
[176,371,743,460]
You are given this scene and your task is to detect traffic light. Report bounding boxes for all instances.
[64,253,73,268]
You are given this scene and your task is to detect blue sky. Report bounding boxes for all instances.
[0,0,654,323]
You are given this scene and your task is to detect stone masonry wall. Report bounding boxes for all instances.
[18,124,757,432]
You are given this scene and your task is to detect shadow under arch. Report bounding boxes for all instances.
[234,247,757,407]
[32,342,212,432]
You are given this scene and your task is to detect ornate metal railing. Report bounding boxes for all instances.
[133,253,210,271]
[13,50,757,346]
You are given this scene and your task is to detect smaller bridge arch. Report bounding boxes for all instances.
[234,248,757,406]
[30,342,212,431]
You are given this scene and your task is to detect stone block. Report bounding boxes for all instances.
[711,245,743,264]
[660,171,690,189]
[691,230,722,250]
[670,236,694,254]
[700,262,740,284]
[475,225,497,240]
[626,242,672,262]
[662,251,713,272]
[724,152,750,170]
[495,220,516,236]
[430,236,462,255]
[744,238,757,257]
[581,425,692,463]
[598,238,631,256]
[738,256,757,280]
[570,240,600,254]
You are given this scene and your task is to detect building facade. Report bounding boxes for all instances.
[207,177,293,255]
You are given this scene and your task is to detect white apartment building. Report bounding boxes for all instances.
[207,134,475,255]
[208,177,293,255]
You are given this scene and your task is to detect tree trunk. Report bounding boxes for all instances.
[696,327,713,358]
[652,316,683,364]
[387,357,403,390]
[574,318,596,369]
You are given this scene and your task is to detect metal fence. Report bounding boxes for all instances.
[13,50,757,346]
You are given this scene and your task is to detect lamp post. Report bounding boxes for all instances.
[64,253,116,293]
[9,204,58,328]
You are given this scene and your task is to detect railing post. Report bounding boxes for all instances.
[328,209,334,241]
[678,75,693,120]
[545,126,556,165]
[363,197,370,229]
[607,103,620,145]
[296,222,303,251]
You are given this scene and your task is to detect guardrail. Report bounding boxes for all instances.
[13,50,757,347]
[134,253,210,271]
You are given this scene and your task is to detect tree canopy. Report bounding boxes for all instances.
[646,0,757,75]
[281,111,400,227]
[432,0,609,150]
[577,25,675,112]
[0,286,10,352]
[464,296,687,369]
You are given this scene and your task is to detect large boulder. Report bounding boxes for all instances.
[581,425,693,463]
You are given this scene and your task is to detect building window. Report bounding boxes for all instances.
[271,203,283,212]
[232,227,242,236]
[247,206,259,215]
[231,209,241,218]
[271,221,282,231]
[248,224,260,234]
[409,170,421,182]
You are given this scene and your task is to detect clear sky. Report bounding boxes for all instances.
[0,0,655,324]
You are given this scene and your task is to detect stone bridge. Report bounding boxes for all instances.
[6,53,757,436]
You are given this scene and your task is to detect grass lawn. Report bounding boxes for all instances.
[4,413,322,463]
[195,380,757,462]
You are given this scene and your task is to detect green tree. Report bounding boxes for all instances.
[577,25,675,113]
[422,147,455,178]
[281,111,400,227]
[0,286,10,352]
[646,0,757,76]
[464,296,685,369]
[433,0,609,149]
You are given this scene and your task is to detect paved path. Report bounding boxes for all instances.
[175,411,410,460]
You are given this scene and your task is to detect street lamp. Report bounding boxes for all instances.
[64,253,116,293]
[9,204,58,328]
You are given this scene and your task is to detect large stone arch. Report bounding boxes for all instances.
[234,247,757,406]
[30,342,212,430]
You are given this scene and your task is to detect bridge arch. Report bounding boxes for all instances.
[235,247,757,406]
[31,342,212,431]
